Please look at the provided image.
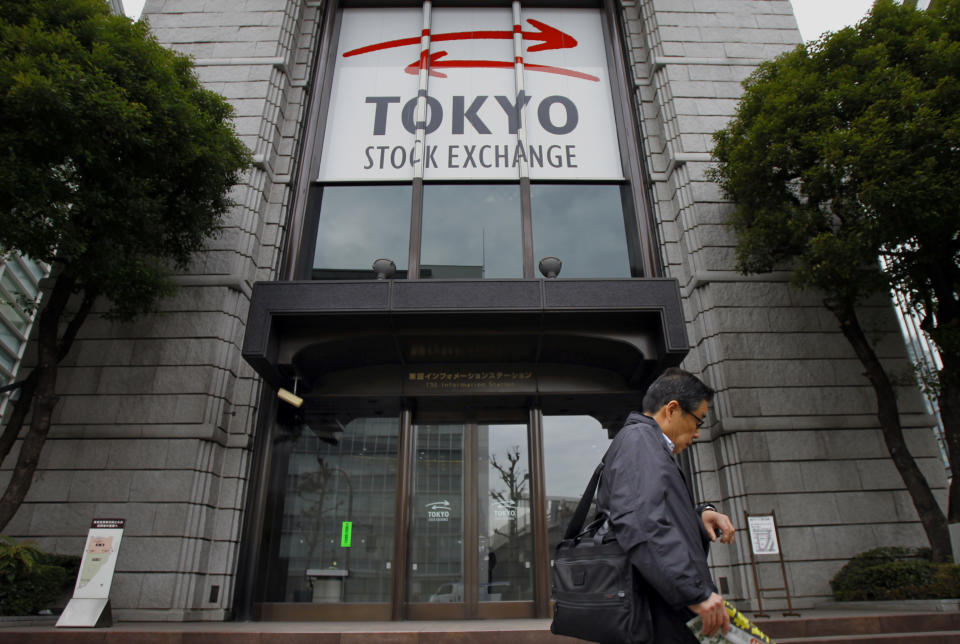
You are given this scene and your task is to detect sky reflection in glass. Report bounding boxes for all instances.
[531,185,630,278]
[313,185,411,274]
[542,415,610,501]
[420,185,522,279]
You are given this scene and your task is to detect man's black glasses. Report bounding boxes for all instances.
[685,409,706,428]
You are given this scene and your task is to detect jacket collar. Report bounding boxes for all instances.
[624,411,674,456]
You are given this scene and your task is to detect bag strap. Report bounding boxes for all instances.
[563,461,604,540]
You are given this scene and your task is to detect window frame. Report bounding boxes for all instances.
[284,0,659,281]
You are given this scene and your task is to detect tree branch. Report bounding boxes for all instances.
[58,288,97,362]
[0,370,38,467]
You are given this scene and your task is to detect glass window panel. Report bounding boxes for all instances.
[318,7,421,182]
[409,423,464,603]
[521,8,623,181]
[270,417,398,603]
[420,184,522,279]
[424,8,517,181]
[4,261,33,292]
[0,284,30,335]
[531,184,631,278]
[0,318,20,355]
[312,185,411,279]
[23,257,46,282]
[479,423,533,602]
[5,256,45,297]
[542,415,611,566]
[0,339,15,372]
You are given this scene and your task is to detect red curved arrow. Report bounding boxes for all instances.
[405,51,599,82]
[343,18,577,57]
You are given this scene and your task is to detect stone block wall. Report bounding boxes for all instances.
[625,0,948,608]
[0,0,321,620]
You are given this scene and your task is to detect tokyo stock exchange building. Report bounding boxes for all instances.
[1,0,948,625]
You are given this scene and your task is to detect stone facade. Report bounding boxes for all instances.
[0,0,947,620]
[1,0,318,621]
[625,0,946,608]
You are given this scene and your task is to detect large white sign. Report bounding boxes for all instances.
[73,518,125,599]
[318,7,623,181]
[56,518,125,628]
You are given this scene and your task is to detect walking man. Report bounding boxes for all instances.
[598,367,736,642]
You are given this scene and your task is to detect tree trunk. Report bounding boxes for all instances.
[829,301,952,562]
[0,277,96,468]
[922,255,959,530]
[940,352,960,525]
[0,272,91,532]
[0,369,38,467]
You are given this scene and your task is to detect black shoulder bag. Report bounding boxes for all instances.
[550,461,651,644]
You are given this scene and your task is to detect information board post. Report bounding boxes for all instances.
[56,518,125,628]
[744,511,799,618]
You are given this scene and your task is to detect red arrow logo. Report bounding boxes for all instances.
[343,19,577,57]
[405,51,599,82]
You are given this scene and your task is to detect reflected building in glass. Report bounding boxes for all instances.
[1,0,948,628]
[0,254,46,418]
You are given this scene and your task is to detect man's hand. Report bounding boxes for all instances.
[702,510,736,544]
[689,592,730,636]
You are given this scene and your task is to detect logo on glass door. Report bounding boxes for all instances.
[492,499,518,520]
[425,500,452,521]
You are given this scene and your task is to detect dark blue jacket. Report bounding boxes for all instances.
[597,412,715,615]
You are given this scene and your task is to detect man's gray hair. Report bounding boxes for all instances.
[642,367,714,414]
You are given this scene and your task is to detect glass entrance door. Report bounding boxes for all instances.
[407,422,466,612]
[406,421,535,618]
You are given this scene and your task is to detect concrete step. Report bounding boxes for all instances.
[0,629,573,643]
[778,632,960,644]
[756,611,960,640]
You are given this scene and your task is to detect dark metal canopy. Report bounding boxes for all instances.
[242,278,688,424]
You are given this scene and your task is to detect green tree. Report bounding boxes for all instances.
[710,0,960,561]
[0,0,250,531]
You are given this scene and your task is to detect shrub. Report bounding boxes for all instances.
[0,537,79,616]
[928,563,960,599]
[36,550,81,584]
[831,546,960,601]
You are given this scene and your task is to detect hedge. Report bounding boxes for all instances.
[0,537,80,616]
[831,546,960,601]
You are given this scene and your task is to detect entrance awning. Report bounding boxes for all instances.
[241,278,688,424]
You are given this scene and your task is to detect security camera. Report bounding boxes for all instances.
[277,387,303,408]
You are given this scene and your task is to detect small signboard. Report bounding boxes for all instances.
[56,518,125,628]
[341,521,353,548]
[743,510,798,617]
[747,514,779,555]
